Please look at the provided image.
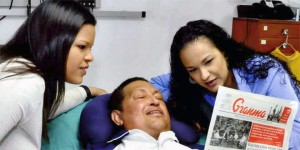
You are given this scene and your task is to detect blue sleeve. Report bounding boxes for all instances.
[150,73,171,102]
[265,68,298,101]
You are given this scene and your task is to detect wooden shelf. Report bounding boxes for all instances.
[232,17,300,55]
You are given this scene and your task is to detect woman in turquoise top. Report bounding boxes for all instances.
[150,19,300,149]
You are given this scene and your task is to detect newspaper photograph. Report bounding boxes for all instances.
[204,86,298,150]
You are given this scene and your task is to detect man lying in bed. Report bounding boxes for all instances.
[107,77,192,150]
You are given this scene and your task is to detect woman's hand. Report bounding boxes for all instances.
[88,86,108,97]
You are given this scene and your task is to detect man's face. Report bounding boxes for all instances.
[112,80,171,139]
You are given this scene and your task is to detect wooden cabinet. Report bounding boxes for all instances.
[232,17,300,55]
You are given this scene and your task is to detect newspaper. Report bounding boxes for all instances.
[204,86,298,150]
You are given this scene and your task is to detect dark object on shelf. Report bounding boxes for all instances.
[237,0,294,20]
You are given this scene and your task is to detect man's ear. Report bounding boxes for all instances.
[111,110,124,126]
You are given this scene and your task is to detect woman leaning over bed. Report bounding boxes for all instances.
[0,1,106,149]
[151,19,300,149]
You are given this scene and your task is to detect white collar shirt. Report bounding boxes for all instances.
[113,129,192,150]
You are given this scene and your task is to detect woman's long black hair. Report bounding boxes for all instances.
[169,19,299,133]
[0,0,96,139]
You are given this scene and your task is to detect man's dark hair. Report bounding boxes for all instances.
[108,77,148,111]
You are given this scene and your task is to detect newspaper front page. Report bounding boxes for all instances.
[204,86,298,150]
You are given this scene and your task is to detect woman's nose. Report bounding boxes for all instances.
[200,68,210,80]
[85,51,94,62]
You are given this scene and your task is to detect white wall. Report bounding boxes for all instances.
[0,0,299,92]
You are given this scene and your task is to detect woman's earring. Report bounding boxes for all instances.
[189,77,197,84]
